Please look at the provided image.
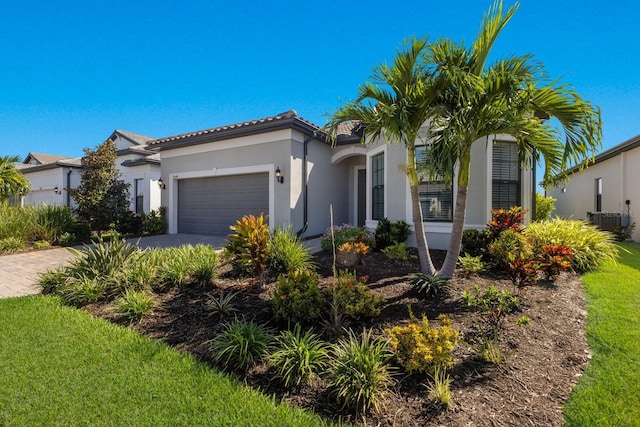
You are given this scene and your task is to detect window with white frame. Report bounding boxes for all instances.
[371,153,384,220]
[492,140,520,209]
[416,145,453,221]
[134,178,144,214]
[595,177,602,212]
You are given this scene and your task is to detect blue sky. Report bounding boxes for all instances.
[1,0,639,164]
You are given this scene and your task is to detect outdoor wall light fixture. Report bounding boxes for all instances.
[53,186,62,195]
[158,178,166,190]
[275,167,284,184]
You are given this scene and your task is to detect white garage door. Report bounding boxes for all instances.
[177,174,269,235]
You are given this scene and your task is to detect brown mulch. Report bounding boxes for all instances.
[85,250,589,426]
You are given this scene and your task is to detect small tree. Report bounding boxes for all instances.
[69,139,130,233]
[535,193,556,221]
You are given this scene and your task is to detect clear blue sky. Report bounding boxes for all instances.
[1,0,639,164]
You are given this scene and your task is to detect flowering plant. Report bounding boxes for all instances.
[338,241,370,256]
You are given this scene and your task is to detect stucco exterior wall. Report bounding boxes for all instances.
[549,147,640,241]
[21,166,81,207]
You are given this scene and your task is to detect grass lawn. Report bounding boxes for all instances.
[0,296,331,427]
[564,242,640,427]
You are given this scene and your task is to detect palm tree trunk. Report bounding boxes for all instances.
[410,183,437,276]
[440,151,471,279]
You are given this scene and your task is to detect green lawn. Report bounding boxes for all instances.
[564,242,640,426]
[0,296,330,426]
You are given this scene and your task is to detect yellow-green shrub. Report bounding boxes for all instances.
[386,312,459,373]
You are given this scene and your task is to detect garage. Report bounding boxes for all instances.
[177,173,269,235]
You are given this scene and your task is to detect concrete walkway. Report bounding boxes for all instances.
[0,234,322,299]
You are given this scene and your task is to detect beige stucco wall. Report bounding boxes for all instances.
[159,128,351,237]
[549,147,639,241]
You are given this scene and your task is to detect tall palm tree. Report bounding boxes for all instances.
[426,0,602,278]
[0,155,30,202]
[326,38,443,276]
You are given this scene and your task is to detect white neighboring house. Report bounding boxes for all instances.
[17,130,162,214]
[547,133,640,241]
[14,153,83,207]
[109,130,162,214]
[148,110,535,249]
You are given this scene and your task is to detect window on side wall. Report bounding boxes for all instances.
[135,178,144,214]
[595,177,602,212]
[371,153,384,220]
[492,140,520,210]
[416,145,453,221]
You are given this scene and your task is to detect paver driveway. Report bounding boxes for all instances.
[0,234,228,299]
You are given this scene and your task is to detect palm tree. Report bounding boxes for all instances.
[326,38,443,276]
[0,155,30,202]
[426,0,602,278]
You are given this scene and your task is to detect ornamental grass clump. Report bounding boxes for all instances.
[266,225,315,276]
[327,328,395,415]
[210,318,274,371]
[268,325,330,388]
[525,218,618,271]
[115,289,155,322]
[386,309,459,374]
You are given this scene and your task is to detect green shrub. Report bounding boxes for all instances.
[224,213,270,277]
[268,325,330,388]
[0,236,25,253]
[524,219,618,271]
[535,193,555,221]
[0,204,35,242]
[188,244,218,286]
[329,270,384,320]
[386,311,459,373]
[320,224,374,253]
[381,242,410,263]
[461,228,489,257]
[266,225,314,276]
[67,234,139,281]
[411,273,450,300]
[115,210,143,236]
[157,247,191,288]
[37,267,69,294]
[33,205,77,243]
[487,206,527,240]
[115,289,155,322]
[612,222,635,242]
[489,229,537,287]
[327,328,395,414]
[271,269,324,325]
[115,251,158,292]
[457,254,485,275]
[205,290,240,319]
[374,218,410,250]
[32,240,51,249]
[58,275,107,307]
[210,318,274,371]
[142,207,167,235]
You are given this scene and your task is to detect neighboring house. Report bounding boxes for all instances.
[14,153,83,207]
[149,110,534,249]
[17,130,162,214]
[109,130,162,214]
[547,133,639,241]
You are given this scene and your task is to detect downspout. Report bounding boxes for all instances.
[531,148,537,222]
[66,169,73,207]
[295,134,314,237]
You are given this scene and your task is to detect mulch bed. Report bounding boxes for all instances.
[85,250,589,426]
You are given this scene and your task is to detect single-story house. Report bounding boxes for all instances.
[14,153,83,207]
[17,130,162,214]
[547,133,639,241]
[149,110,535,249]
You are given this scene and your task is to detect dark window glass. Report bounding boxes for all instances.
[416,145,453,221]
[372,153,384,220]
[492,141,521,209]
